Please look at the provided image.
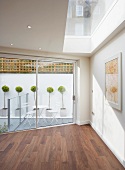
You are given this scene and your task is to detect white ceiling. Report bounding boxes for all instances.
[0,0,69,53]
[0,0,124,57]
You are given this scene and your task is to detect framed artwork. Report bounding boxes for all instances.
[105,53,122,110]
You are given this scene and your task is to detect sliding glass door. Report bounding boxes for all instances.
[36,60,74,128]
[0,57,76,133]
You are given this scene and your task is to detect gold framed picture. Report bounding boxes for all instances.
[105,53,122,110]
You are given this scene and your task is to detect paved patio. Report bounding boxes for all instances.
[0,118,73,132]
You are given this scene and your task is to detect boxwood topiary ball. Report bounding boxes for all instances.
[2,85,9,92]
[15,86,23,93]
[47,87,54,93]
[30,86,37,92]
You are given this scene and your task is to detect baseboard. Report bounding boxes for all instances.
[89,121,103,137]
[123,160,125,167]
[90,121,125,168]
[76,120,90,125]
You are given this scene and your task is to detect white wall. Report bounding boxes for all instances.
[76,57,90,125]
[0,74,73,117]
[90,29,125,166]
[63,36,91,54]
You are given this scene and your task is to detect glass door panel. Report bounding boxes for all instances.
[37,60,74,128]
[0,58,36,133]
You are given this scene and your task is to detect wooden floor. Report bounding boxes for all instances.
[0,125,124,170]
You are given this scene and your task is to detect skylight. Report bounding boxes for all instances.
[65,0,116,36]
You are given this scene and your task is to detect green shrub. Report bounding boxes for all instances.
[30,86,37,103]
[30,86,37,92]
[58,86,66,108]
[2,85,9,108]
[47,87,54,93]
[58,86,66,93]
[15,86,23,93]
[47,87,54,109]
[15,86,23,108]
[2,85,9,92]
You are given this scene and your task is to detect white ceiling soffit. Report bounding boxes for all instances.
[0,0,69,53]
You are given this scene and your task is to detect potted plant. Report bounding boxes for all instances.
[58,86,67,117]
[46,87,54,116]
[15,86,23,96]
[30,85,39,112]
[30,86,37,105]
[1,85,9,117]
[15,86,23,116]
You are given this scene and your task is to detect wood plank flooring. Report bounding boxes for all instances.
[0,125,124,170]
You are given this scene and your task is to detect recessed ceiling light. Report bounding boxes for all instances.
[10,43,13,46]
[27,25,32,29]
[39,48,42,50]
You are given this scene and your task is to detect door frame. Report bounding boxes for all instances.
[0,54,78,132]
[36,59,77,126]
